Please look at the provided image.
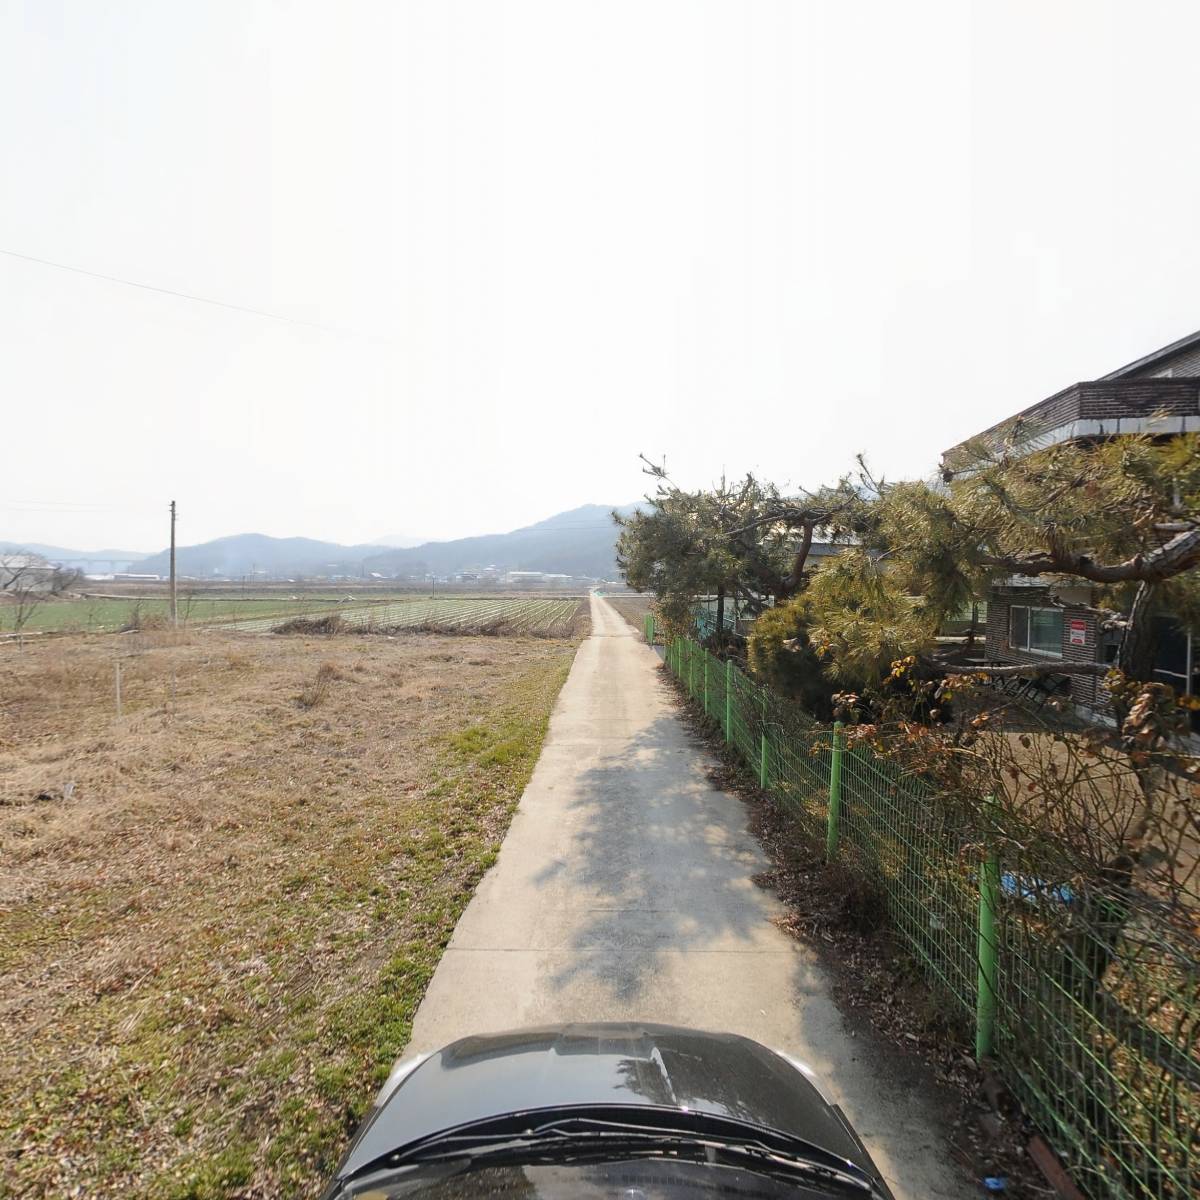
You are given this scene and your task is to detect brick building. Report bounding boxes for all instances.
[943,329,1200,717]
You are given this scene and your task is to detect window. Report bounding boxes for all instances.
[1008,605,1063,656]
[1153,615,1195,695]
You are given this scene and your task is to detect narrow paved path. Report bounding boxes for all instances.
[408,595,965,1198]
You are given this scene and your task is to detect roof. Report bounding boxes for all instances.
[941,327,1200,467]
[1098,326,1200,380]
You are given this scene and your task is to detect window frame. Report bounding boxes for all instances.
[1008,604,1064,658]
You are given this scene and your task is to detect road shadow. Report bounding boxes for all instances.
[529,675,774,1000]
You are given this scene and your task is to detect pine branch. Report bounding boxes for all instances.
[981,527,1200,584]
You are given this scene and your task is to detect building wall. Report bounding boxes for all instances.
[984,590,1102,707]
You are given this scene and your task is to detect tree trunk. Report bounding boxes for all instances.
[778,521,815,598]
[1116,581,1159,681]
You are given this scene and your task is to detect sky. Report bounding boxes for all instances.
[2,1,1199,553]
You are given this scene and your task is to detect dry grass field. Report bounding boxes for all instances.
[0,628,578,1198]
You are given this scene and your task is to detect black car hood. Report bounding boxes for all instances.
[336,1022,873,1183]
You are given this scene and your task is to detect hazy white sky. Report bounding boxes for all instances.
[2,1,1198,552]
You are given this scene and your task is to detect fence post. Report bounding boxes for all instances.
[976,798,1000,1061]
[758,688,769,788]
[826,720,845,861]
[648,613,655,644]
[725,659,733,742]
[703,651,710,716]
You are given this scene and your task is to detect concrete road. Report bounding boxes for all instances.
[407,594,966,1198]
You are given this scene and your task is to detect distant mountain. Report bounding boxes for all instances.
[0,542,149,567]
[132,504,641,580]
[136,533,380,579]
[367,533,429,549]
[362,504,640,579]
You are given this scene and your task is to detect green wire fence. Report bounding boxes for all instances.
[664,633,1198,1200]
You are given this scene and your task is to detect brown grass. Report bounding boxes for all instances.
[0,627,578,1197]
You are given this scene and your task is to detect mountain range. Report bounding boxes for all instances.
[0,542,149,569]
[126,504,639,580]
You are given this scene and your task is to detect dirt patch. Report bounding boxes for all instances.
[0,628,578,1197]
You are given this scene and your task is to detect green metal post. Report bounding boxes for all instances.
[826,721,845,861]
[976,800,1000,1061]
[758,689,769,789]
[647,613,655,644]
[703,652,709,716]
[725,659,733,742]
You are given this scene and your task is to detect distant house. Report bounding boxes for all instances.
[941,330,1200,717]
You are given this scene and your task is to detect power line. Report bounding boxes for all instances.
[0,247,354,335]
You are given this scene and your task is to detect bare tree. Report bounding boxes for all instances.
[1,553,53,638]
[48,566,83,596]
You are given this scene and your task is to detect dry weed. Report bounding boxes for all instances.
[296,660,343,708]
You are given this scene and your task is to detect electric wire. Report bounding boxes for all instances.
[0,247,358,336]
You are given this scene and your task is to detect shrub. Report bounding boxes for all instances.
[297,662,341,709]
[274,613,344,636]
[747,599,838,720]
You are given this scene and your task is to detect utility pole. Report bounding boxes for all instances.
[169,500,178,628]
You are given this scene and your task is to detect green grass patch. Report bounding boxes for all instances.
[0,591,433,633]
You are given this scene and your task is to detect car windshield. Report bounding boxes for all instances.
[338,1159,868,1200]
[331,1110,878,1200]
